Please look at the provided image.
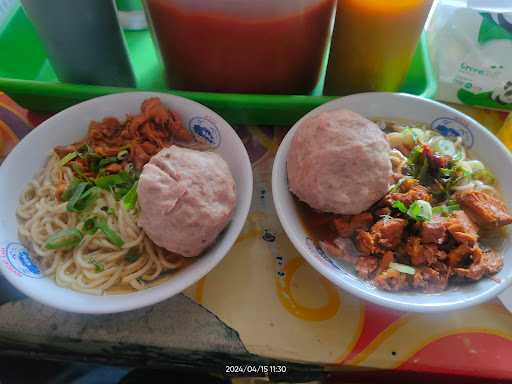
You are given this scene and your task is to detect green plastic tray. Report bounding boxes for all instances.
[0,3,436,126]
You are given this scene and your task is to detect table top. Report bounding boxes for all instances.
[2,91,512,381]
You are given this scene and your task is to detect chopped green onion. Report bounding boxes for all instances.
[98,157,119,169]
[95,172,133,189]
[46,228,83,250]
[432,206,444,215]
[97,219,124,248]
[417,156,430,183]
[82,217,99,235]
[66,183,99,213]
[446,203,460,212]
[431,139,456,158]
[71,162,88,180]
[66,182,88,211]
[117,149,129,160]
[88,257,104,273]
[61,179,81,202]
[439,168,452,178]
[473,168,496,185]
[125,249,140,263]
[432,203,461,216]
[389,262,416,275]
[122,181,138,210]
[77,144,93,157]
[407,145,423,165]
[58,151,78,167]
[455,161,473,179]
[392,200,408,214]
[407,200,432,222]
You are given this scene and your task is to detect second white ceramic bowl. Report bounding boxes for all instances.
[272,92,512,312]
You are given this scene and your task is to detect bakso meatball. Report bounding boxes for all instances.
[287,109,391,215]
[138,146,236,257]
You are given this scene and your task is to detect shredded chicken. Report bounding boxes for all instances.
[454,248,503,280]
[412,265,449,292]
[374,269,409,291]
[447,211,479,247]
[54,97,195,171]
[333,212,373,238]
[383,178,432,206]
[371,218,407,249]
[421,221,447,245]
[355,256,379,279]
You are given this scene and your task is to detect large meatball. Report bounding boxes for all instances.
[287,109,391,215]
[138,146,236,257]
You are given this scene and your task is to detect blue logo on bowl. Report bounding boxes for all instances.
[3,242,42,279]
[431,117,474,148]
[188,117,221,148]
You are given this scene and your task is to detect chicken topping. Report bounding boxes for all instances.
[374,269,409,291]
[456,191,512,228]
[447,210,479,246]
[454,248,503,281]
[384,179,432,206]
[55,97,195,171]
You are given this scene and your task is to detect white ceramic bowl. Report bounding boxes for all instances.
[0,92,253,314]
[272,92,512,312]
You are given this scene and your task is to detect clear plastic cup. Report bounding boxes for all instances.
[324,0,433,96]
[143,0,337,94]
[20,0,136,87]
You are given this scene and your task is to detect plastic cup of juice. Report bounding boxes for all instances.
[143,0,337,94]
[324,0,433,96]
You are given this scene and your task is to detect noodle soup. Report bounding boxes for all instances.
[16,97,236,296]
[296,119,512,293]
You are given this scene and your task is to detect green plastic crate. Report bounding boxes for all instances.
[0,3,436,126]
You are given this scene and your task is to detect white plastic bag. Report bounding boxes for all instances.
[428,0,512,110]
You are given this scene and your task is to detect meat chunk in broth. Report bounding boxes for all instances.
[456,191,512,228]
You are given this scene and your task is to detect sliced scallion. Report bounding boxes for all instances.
[407,200,432,222]
[122,181,138,210]
[117,149,129,160]
[82,217,99,235]
[392,200,407,214]
[389,262,416,275]
[46,228,83,250]
[125,249,140,263]
[98,157,119,169]
[58,151,78,167]
[97,219,124,248]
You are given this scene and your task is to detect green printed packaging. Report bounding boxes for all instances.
[428,2,512,111]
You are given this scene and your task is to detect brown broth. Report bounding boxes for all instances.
[105,257,196,295]
[294,196,337,244]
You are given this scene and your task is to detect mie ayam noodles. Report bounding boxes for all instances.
[17,98,237,295]
[288,109,512,293]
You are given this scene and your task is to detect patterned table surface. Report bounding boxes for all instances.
[1,92,512,380]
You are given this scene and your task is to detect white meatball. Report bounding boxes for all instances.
[287,109,391,215]
[138,146,236,257]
